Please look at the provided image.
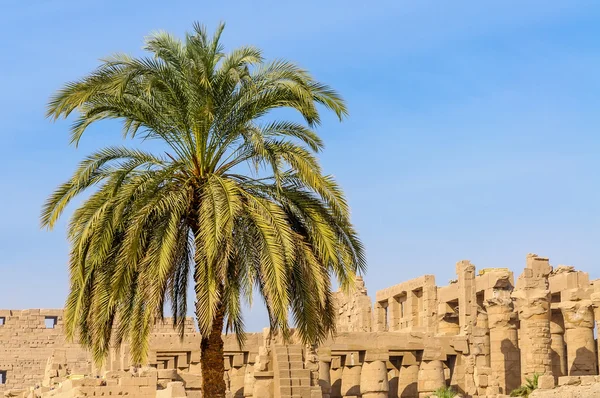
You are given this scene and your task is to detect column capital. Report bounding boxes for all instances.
[558,300,595,329]
[484,297,517,329]
[512,288,550,320]
[590,292,600,319]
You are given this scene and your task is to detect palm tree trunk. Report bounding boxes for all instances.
[190,207,226,397]
[199,300,226,397]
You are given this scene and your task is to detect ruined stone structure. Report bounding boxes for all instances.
[2,253,600,398]
[0,309,93,391]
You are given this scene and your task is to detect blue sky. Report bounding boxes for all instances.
[1,0,600,332]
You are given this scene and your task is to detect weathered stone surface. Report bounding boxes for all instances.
[538,375,556,390]
[359,361,388,397]
[340,365,361,397]
[513,254,553,382]
[559,299,597,376]
[485,295,520,394]
[530,381,600,397]
[417,360,444,395]
[334,277,372,333]
[6,252,600,398]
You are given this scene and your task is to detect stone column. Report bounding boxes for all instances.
[360,361,389,398]
[484,297,520,394]
[417,360,445,398]
[455,260,482,396]
[243,365,255,397]
[341,365,362,398]
[375,301,388,332]
[319,361,332,398]
[550,310,567,380]
[472,310,491,370]
[559,300,596,376]
[228,365,246,397]
[591,292,600,374]
[512,254,553,382]
[330,365,343,398]
[387,368,399,398]
[397,365,419,398]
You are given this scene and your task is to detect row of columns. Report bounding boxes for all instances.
[463,287,600,393]
[321,257,600,397]
[319,301,600,398]
[486,290,600,391]
[512,255,600,386]
[321,359,446,398]
[469,284,600,393]
[547,296,598,379]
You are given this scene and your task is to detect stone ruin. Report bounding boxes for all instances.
[2,253,600,397]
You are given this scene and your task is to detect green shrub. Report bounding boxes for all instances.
[510,373,540,397]
[430,386,458,398]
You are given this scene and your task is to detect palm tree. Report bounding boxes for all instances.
[42,22,365,397]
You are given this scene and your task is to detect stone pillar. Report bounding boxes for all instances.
[319,361,332,398]
[360,361,389,398]
[455,260,479,396]
[417,360,445,398]
[485,297,520,394]
[375,301,388,332]
[341,365,362,398]
[305,344,322,397]
[397,365,419,398]
[243,365,255,397]
[330,366,343,398]
[512,254,553,381]
[387,368,399,398]
[472,310,491,370]
[228,365,246,397]
[550,310,567,380]
[559,300,596,376]
[456,261,478,332]
[591,292,600,375]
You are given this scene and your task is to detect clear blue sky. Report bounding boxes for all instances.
[2,0,600,332]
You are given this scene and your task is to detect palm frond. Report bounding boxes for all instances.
[44,22,364,368]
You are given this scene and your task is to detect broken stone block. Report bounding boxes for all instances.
[538,375,555,389]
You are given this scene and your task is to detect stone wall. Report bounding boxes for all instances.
[0,309,91,393]
[333,277,372,333]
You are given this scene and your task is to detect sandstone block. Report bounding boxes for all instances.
[538,375,555,389]
[164,382,186,398]
[340,365,362,397]
[360,361,389,396]
[157,369,178,380]
[579,375,596,386]
[558,376,581,386]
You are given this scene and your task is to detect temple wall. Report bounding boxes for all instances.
[334,277,372,333]
[0,309,92,393]
[4,253,600,398]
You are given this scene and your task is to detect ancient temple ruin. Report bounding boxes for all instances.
[2,253,600,398]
